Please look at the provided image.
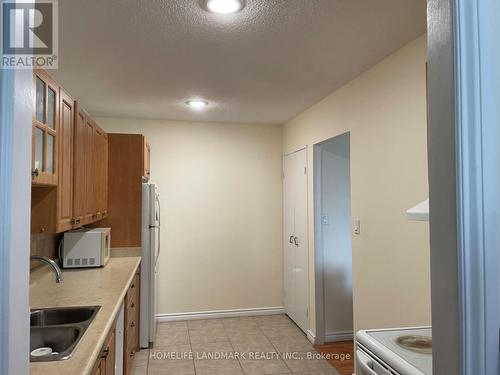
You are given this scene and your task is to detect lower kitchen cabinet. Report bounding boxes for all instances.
[105,329,116,375]
[90,263,137,375]
[91,322,116,375]
[124,268,141,375]
[91,359,104,375]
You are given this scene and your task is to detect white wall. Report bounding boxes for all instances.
[97,118,284,315]
[283,35,431,334]
[319,134,353,336]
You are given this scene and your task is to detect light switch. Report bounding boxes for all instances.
[321,215,329,225]
[353,219,361,235]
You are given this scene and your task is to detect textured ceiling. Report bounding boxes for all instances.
[54,0,426,124]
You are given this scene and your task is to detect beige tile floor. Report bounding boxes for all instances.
[131,315,340,375]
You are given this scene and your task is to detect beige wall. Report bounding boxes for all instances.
[283,35,431,335]
[96,35,430,330]
[97,118,284,314]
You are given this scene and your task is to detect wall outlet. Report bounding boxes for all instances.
[353,219,361,235]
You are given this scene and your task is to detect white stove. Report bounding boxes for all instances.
[356,327,432,375]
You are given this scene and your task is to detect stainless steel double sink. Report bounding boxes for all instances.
[30,306,100,362]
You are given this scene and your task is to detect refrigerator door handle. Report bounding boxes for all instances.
[155,194,161,259]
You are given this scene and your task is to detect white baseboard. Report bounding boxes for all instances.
[306,329,316,344]
[325,331,354,342]
[156,306,285,322]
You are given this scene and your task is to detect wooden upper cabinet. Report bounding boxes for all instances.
[102,132,109,218]
[84,115,96,224]
[32,69,59,186]
[143,139,151,181]
[92,123,108,222]
[73,103,90,226]
[30,71,109,234]
[105,134,149,247]
[73,103,108,228]
[56,89,75,232]
[92,124,102,221]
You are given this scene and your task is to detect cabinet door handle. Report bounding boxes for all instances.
[101,347,109,358]
[130,322,135,328]
[293,237,299,246]
[289,235,294,244]
[131,302,135,308]
[32,168,39,178]
[131,283,135,289]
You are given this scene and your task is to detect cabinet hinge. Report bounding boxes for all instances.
[304,166,307,175]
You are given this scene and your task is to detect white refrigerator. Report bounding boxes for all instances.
[140,183,160,348]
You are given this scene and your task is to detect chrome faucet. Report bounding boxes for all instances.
[30,256,63,283]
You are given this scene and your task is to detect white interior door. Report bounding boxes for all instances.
[283,148,309,333]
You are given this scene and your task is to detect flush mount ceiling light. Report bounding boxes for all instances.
[186,100,209,109]
[205,0,244,14]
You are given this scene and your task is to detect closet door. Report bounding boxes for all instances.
[283,148,309,333]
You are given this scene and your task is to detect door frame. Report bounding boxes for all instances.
[0,66,8,375]
[453,0,500,373]
[312,144,325,345]
[428,0,500,373]
[282,145,310,333]
[0,67,32,375]
[284,145,307,157]
[312,133,353,346]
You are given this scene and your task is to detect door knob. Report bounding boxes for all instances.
[293,237,299,246]
[289,235,294,244]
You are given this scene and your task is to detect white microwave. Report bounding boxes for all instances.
[62,228,111,268]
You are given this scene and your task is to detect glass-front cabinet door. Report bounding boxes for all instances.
[32,70,59,185]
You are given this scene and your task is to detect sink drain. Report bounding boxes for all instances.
[31,347,54,357]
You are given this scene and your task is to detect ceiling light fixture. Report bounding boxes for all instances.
[205,0,244,14]
[186,100,209,109]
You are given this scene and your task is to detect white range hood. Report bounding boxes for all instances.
[406,199,429,221]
